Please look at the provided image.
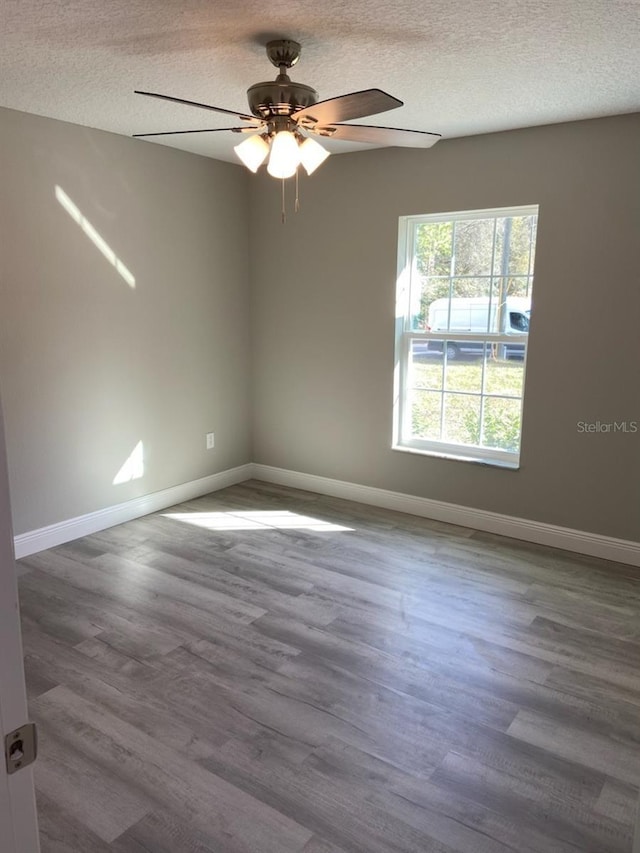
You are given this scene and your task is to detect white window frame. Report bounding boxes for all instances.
[393,205,538,468]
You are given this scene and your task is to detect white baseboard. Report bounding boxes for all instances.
[14,461,640,568]
[252,464,640,568]
[13,464,253,559]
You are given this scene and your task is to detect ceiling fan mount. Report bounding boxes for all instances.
[265,39,302,70]
[247,40,318,120]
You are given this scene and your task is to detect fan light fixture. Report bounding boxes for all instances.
[267,130,301,178]
[233,134,270,172]
[298,137,331,175]
[235,131,330,179]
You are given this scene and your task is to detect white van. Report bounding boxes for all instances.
[427,296,530,359]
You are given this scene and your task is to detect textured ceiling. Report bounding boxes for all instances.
[1,0,638,162]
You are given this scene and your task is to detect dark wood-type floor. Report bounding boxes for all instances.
[17,480,640,853]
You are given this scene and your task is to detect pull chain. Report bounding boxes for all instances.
[281,177,286,224]
[295,167,300,213]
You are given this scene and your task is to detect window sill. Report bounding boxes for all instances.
[392,443,520,470]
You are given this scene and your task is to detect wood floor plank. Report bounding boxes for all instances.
[25,632,222,760]
[302,838,350,853]
[254,616,520,731]
[112,809,222,853]
[389,776,582,853]
[18,480,640,853]
[201,736,460,853]
[142,546,341,627]
[305,737,518,853]
[19,565,189,653]
[93,551,269,626]
[326,613,640,747]
[18,578,104,646]
[507,707,640,786]
[152,645,381,759]
[596,779,640,825]
[22,548,266,635]
[430,750,631,853]
[34,725,153,842]
[35,791,116,853]
[31,684,313,853]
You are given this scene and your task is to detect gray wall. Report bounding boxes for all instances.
[2,108,638,543]
[250,114,640,541]
[0,107,251,535]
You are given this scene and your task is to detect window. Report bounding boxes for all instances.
[393,205,538,468]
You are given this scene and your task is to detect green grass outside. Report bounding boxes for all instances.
[410,356,524,450]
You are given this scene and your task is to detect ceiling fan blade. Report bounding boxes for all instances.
[313,123,441,148]
[293,89,402,125]
[133,127,261,138]
[135,90,255,122]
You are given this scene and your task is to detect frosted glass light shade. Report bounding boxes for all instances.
[299,137,330,175]
[234,135,270,172]
[267,131,300,179]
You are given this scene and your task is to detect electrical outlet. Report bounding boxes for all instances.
[206,432,215,450]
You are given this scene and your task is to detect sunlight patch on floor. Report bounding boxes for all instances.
[162,509,353,533]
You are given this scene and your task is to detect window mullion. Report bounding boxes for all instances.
[479,344,487,446]
[401,335,412,444]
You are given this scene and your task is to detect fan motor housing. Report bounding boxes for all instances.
[247,79,318,118]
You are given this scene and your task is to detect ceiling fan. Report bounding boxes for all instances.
[134,39,441,181]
